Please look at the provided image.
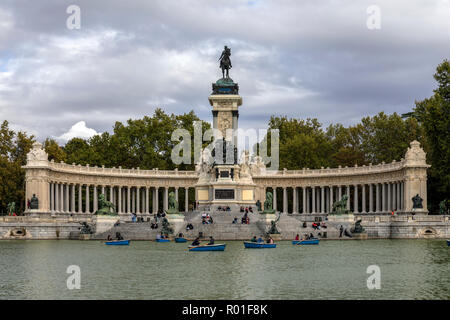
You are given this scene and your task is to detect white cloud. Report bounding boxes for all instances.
[57,121,99,142]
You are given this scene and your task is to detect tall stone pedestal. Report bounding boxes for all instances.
[94,215,119,234]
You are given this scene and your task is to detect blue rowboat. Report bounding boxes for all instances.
[156,238,170,242]
[188,244,226,251]
[175,237,187,243]
[292,239,319,245]
[244,241,276,249]
[105,239,130,245]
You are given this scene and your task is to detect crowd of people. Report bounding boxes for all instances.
[294,233,317,241]
[201,212,214,224]
[217,206,231,212]
[312,222,327,230]
[240,206,253,213]
[250,235,274,244]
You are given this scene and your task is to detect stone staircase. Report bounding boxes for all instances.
[91,210,349,240]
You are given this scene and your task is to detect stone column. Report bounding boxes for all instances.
[353,185,358,213]
[329,186,334,213]
[293,187,298,214]
[118,186,122,214]
[154,187,159,213]
[71,185,75,213]
[93,186,98,213]
[102,186,105,196]
[302,187,306,214]
[346,185,350,210]
[85,185,90,213]
[311,187,316,213]
[109,186,113,205]
[127,186,131,214]
[392,183,396,211]
[369,184,373,213]
[394,182,400,211]
[54,183,58,212]
[64,184,69,213]
[320,186,325,214]
[136,187,140,214]
[145,187,149,214]
[376,184,380,213]
[361,184,366,213]
[78,184,82,213]
[338,186,342,200]
[282,187,287,213]
[59,183,64,212]
[185,187,189,213]
[50,183,54,212]
[306,188,310,213]
[273,188,277,212]
[387,183,391,212]
[164,187,169,212]
[400,182,404,211]
[131,188,135,213]
[175,187,179,206]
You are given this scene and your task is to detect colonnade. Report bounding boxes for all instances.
[48,183,191,215]
[269,182,405,214]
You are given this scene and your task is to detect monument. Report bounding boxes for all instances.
[350,219,368,240]
[94,194,117,215]
[30,194,39,210]
[165,191,185,225]
[195,46,260,211]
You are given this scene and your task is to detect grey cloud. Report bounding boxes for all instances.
[0,0,449,141]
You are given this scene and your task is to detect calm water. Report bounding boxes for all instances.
[0,239,448,300]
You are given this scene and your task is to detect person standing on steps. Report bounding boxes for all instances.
[339,225,344,238]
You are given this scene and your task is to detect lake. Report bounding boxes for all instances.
[0,239,448,299]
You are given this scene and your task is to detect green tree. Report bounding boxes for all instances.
[412,59,450,212]
[63,109,210,170]
[44,138,67,163]
[0,121,34,214]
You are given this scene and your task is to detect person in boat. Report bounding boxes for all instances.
[208,236,215,245]
[257,235,263,243]
[116,232,123,240]
[267,236,274,244]
[178,233,184,238]
[309,233,315,239]
[107,235,112,241]
[191,237,201,246]
[251,236,258,242]
[295,234,300,241]
[156,234,161,240]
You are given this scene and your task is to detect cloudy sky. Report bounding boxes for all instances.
[0,0,449,143]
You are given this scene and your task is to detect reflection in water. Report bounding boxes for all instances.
[0,239,448,299]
